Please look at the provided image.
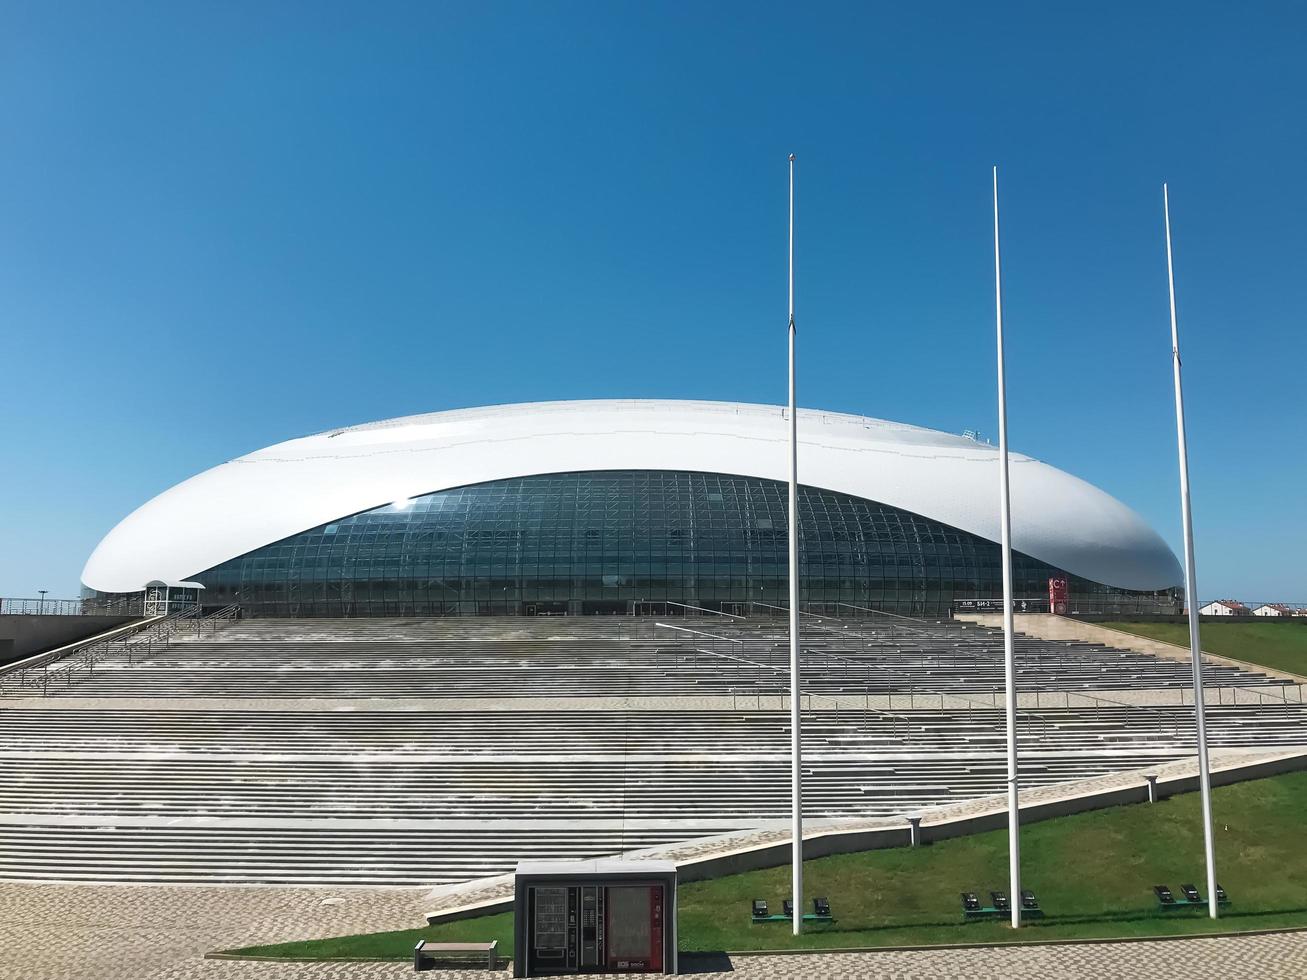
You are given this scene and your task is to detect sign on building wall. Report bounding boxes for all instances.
[1048,576,1069,615]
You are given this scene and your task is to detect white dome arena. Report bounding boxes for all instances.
[82,400,1182,614]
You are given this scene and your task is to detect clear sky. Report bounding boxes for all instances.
[1,1,1303,602]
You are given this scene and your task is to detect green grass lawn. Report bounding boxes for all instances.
[224,769,1307,960]
[1100,620,1307,677]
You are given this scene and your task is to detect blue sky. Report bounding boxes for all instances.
[1,1,1303,601]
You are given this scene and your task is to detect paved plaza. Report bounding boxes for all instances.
[5,880,1307,980]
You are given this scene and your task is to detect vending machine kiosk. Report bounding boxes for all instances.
[513,860,678,976]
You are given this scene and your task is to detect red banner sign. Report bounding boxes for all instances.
[1048,577,1068,615]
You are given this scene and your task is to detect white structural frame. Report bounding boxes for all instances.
[1163,183,1219,919]
[993,166,1022,928]
[82,399,1184,596]
[786,152,804,936]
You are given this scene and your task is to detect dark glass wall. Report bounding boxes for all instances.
[186,470,1178,617]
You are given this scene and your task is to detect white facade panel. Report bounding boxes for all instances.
[82,400,1183,595]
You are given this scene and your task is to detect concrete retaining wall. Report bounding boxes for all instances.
[426,750,1307,925]
[0,615,138,668]
[673,751,1307,883]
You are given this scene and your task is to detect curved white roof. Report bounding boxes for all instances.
[82,400,1182,594]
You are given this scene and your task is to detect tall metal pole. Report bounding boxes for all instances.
[992,166,1022,928]
[1164,183,1219,919]
[787,152,804,936]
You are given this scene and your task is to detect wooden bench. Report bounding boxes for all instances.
[413,939,499,971]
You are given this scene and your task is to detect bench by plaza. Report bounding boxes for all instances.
[961,889,1042,920]
[413,939,498,971]
[750,897,834,924]
[1154,883,1229,910]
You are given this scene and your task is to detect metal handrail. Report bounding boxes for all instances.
[662,601,745,620]
[749,600,825,620]
[0,609,188,696]
[0,596,145,617]
[1,602,241,697]
[795,620,1199,742]
[656,622,916,734]
[0,614,165,680]
[1205,682,1306,707]
[834,601,934,626]
[653,622,744,645]
[191,602,241,637]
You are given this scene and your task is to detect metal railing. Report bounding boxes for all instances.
[656,601,745,620]
[951,597,1185,617]
[187,601,241,638]
[654,620,924,738]
[832,601,932,625]
[1,596,145,617]
[1,609,188,696]
[728,615,1213,744]
[0,603,241,696]
[749,600,826,620]
[652,622,747,670]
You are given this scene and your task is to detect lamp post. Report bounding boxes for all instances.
[38,590,48,615]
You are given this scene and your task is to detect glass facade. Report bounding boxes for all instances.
[184,470,1178,617]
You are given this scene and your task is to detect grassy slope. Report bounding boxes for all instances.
[226,769,1307,960]
[1100,620,1307,677]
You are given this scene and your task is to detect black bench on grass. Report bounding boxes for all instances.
[750,897,834,924]
[1154,883,1230,910]
[962,888,1042,919]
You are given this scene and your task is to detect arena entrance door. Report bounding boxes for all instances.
[142,580,204,617]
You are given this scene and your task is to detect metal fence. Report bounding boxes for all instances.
[1,596,146,617]
[0,602,240,696]
[1197,601,1307,617]
[953,597,1307,617]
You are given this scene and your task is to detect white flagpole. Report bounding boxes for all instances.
[1164,183,1219,919]
[787,151,804,936]
[992,166,1022,928]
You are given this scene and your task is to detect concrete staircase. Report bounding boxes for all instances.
[8,615,1282,699]
[0,614,1302,885]
[0,703,1305,884]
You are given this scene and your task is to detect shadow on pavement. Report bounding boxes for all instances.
[680,951,735,973]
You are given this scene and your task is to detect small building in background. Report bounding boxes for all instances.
[1198,599,1250,616]
[1252,603,1296,617]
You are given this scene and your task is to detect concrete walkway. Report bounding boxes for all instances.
[4,878,1307,979]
